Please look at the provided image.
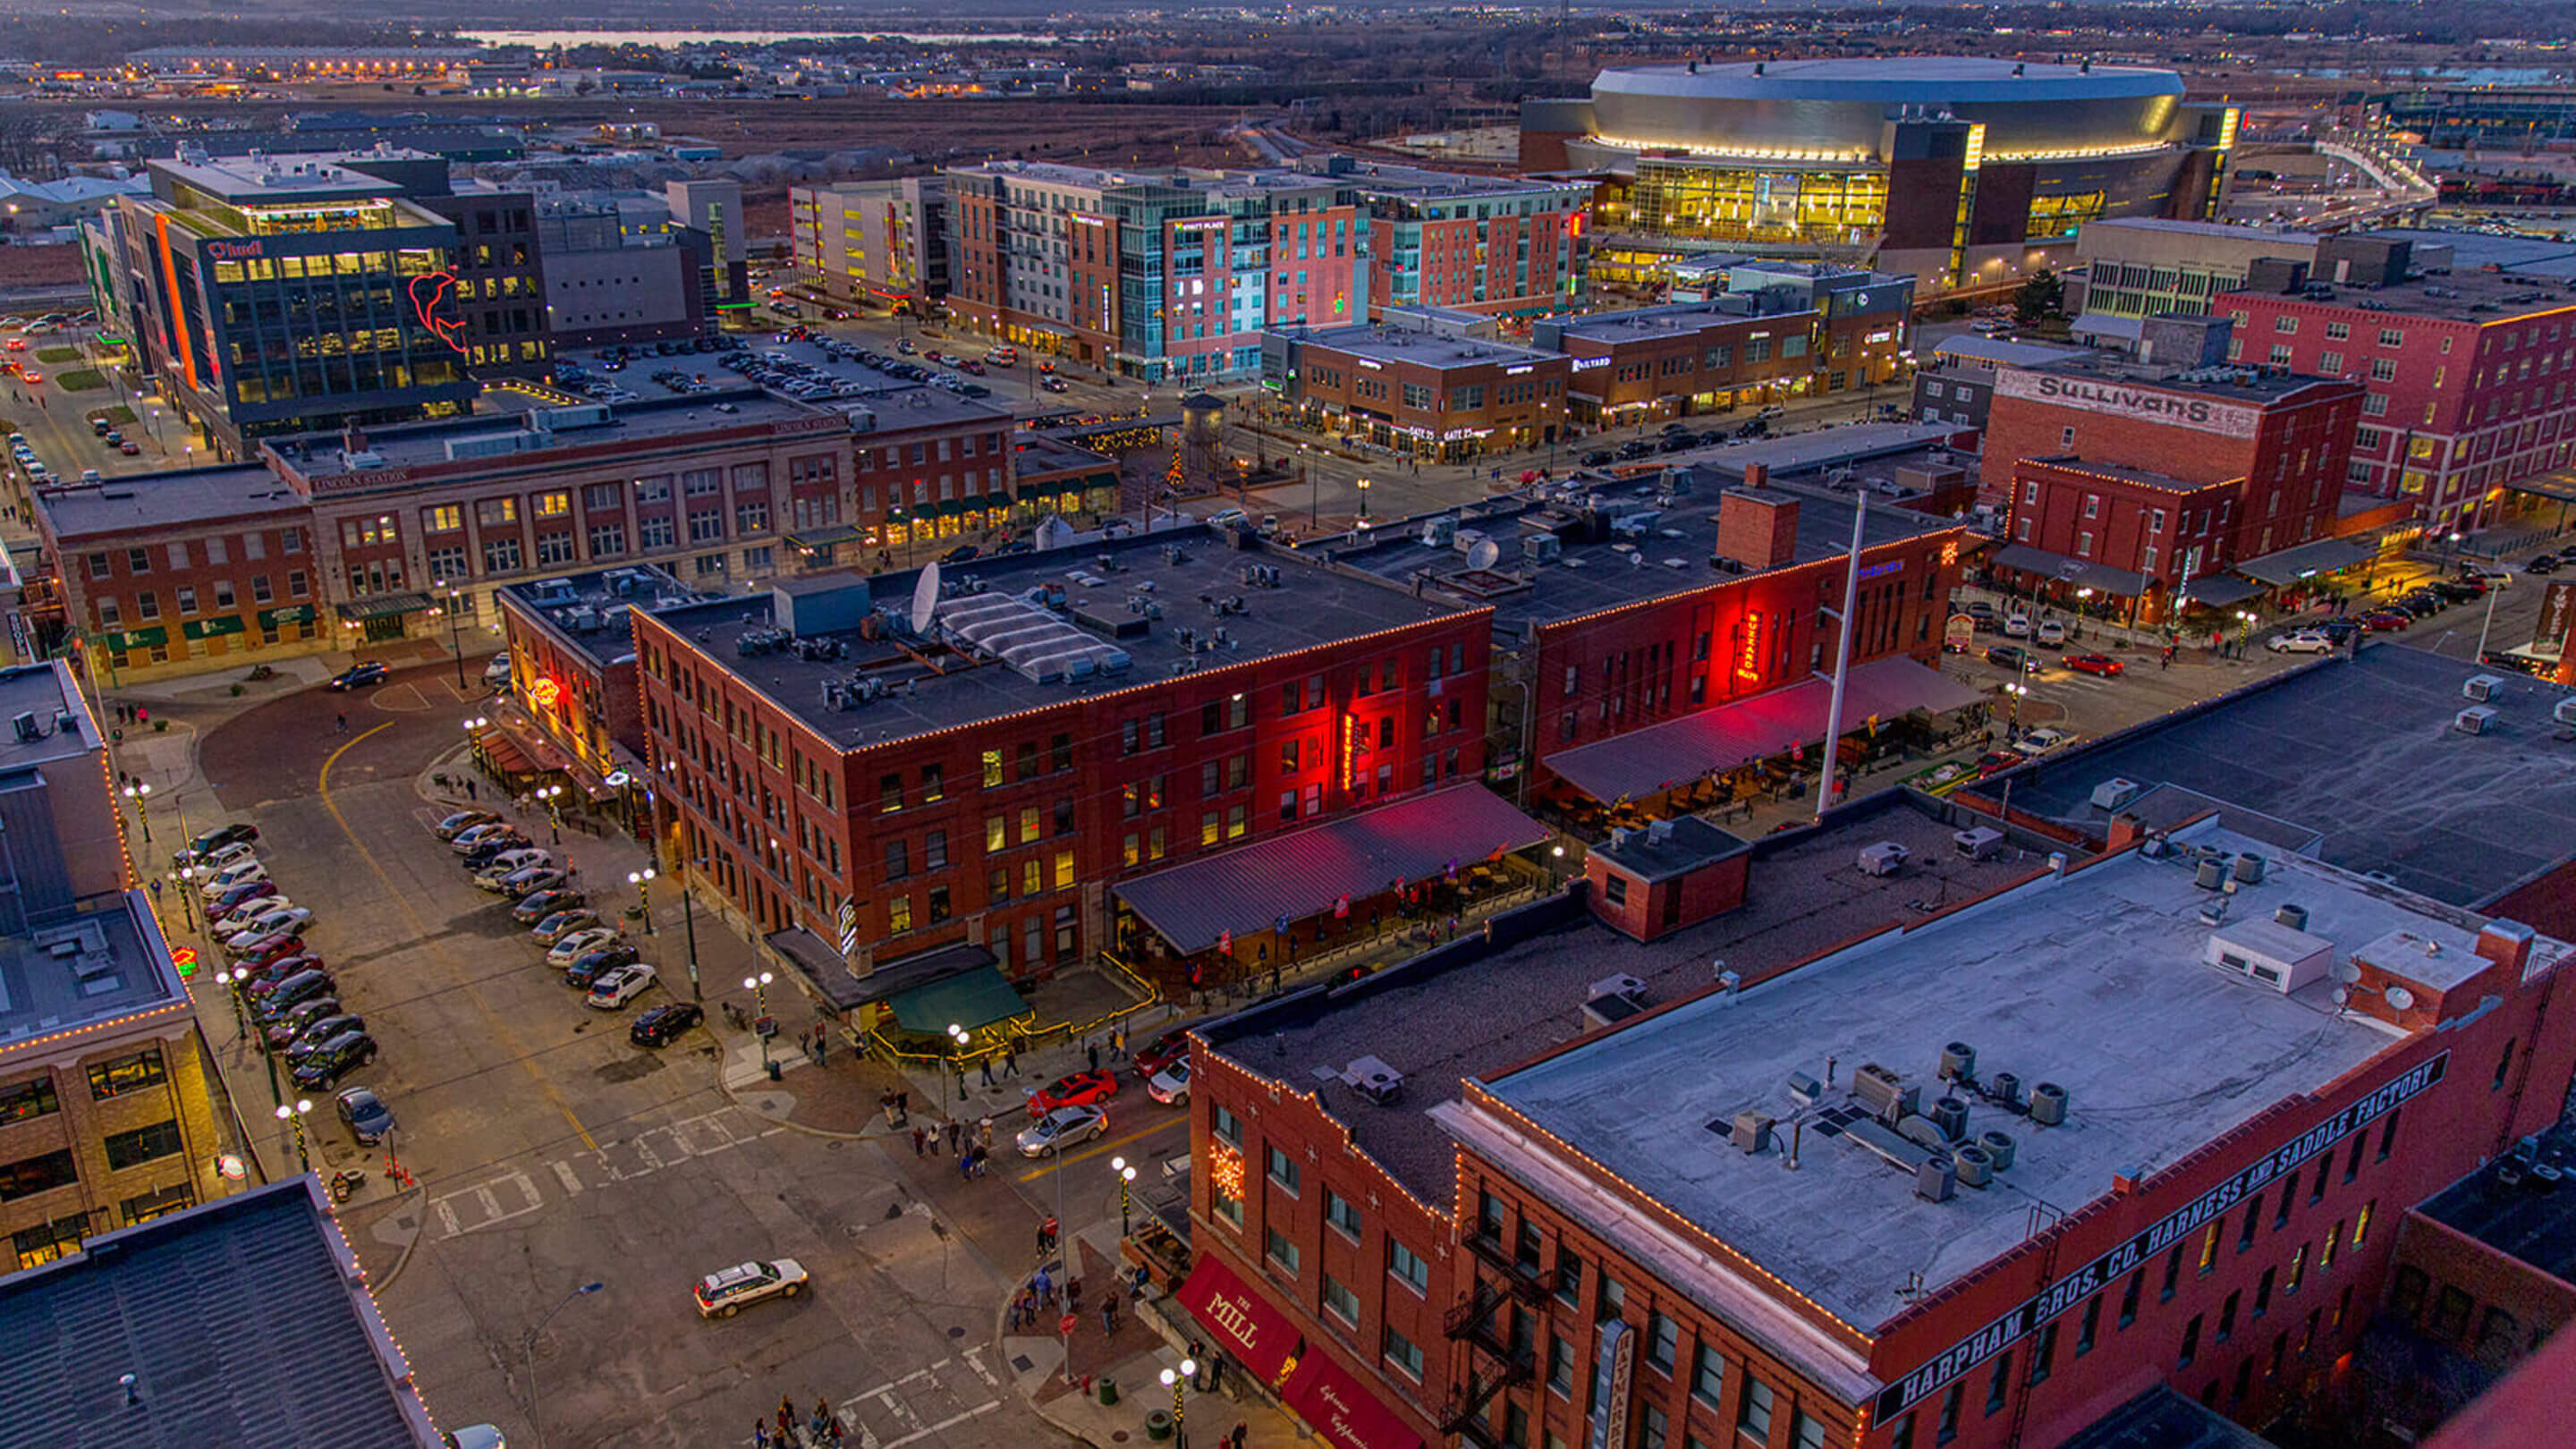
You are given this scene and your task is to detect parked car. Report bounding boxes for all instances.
[284,1014,367,1062]
[250,970,335,1017]
[452,823,524,855]
[214,894,291,931]
[630,1002,704,1048]
[586,963,657,1009]
[201,862,274,901]
[336,1086,395,1146]
[1147,1059,1191,1106]
[1985,645,2031,672]
[564,944,641,988]
[436,809,503,841]
[262,995,344,1050]
[2012,728,2076,757]
[2267,631,2335,655]
[291,1030,378,1089]
[460,835,536,869]
[546,928,623,966]
[178,823,259,862]
[2032,619,2067,648]
[234,934,315,973]
[504,878,576,917]
[2360,610,2411,631]
[475,851,554,890]
[2526,555,2558,574]
[220,905,311,945]
[1132,1029,1191,1080]
[1026,1068,1121,1116]
[224,924,309,961]
[2317,618,2363,644]
[2003,613,2032,638]
[532,909,603,945]
[1973,750,2025,779]
[693,1259,809,1318]
[2062,653,2124,677]
[193,839,260,873]
[1016,1105,1108,1157]
[327,661,388,691]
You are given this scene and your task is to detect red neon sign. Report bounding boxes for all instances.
[408,270,469,354]
[1736,611,1765,683]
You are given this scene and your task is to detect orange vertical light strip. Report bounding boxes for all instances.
[153,214,199,392]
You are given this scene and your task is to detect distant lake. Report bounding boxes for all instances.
[460,28,1060,47]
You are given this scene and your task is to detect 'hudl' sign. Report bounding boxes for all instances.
[1874,1049,2449,1422]
[1996,369,2262,440]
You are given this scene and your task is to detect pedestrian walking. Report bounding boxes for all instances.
[1102,1295,1118,1334]
[1186,1341,1205,1386]
[1208,1356,1225,1392]
[463,776,477,801]
[979,1114,994,1148]
[826,1417,844,1445]
[1087,1040,1100,1072]
[1068,1275,1082,1312]
[1233,1422,1249,1449]
[1110,1028,1126,1061]
[979,1055,996,1088]
[1038,1220,1053,1256]
[959,1149,974,1182]
[753,1420,770,1449]
[334,711,347,733]
[1004,1043,1020,1077]
[778,1397,795,1439]
[1044,1215,1060,1251]
[1035,1267,1055,1305]
[814,1398,832,1439]
[894,1090,909,1123]
[946,1120,962,1154]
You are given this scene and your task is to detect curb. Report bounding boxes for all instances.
[363,1181,432,1294]
[709,1052,909,1143]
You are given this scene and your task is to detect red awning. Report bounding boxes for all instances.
[1174,1253,1301,1385]
[1281,1351,1427,1449]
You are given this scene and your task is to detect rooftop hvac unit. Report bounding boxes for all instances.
[1929,1096,1970,1142]
[1979,1130,2017,1170]
[1731,1111,1774,1155]
[2464,674,2507,702]
[2556,697,2576,727]
[1952,827,2003,861]
[1915,1157,1955,1202]
[2233,852,2267,885]
[1419,517,1457,548]
[1451,528,1487,556]
[1952,1144,1994,1188]
[2456,706,2498,735]
[1938,1041,1977,1081]
[1342,1055,1403,1106]
[1857,842,1911,877]
[1852,1063,1917,1122]
[2207,918,2333,994]
[10,712,37,743]
[2029,1082,2070,1127]
[2090,777,2141,811]
[1522,533,1563,564]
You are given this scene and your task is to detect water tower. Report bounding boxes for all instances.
[1180,392,1228,498]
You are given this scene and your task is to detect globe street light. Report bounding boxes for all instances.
[535,783,565,843]
[626,867,657,935]
[122,780,151,843]
[744,970,774,1066]
[174,867,199,928]
[275,1097,312,1174]
[1159,1359,1198,1444]
[1113,1155,1138,1236]
[946,1022,970,1106]
[213,964,245,1035]
[1356,475,1372,523]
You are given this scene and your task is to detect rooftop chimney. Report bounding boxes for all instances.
[1716,486,1800,572]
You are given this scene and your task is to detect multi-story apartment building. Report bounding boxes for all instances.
[944,160,1368,383]
[1260,327,1571,460]
[790,177,950,314]
[1343,162,1592,318]
[2216,249,2576,532]
[326,149,552,381]
[0,661,227,1268]
[628,531,1493,1005]
[1182,645,2576,1449]
[1979,336,2366,574]
[109,151,476,457]
[1341,431,1968,804]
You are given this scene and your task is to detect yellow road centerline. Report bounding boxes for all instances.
[1014,1118,1176,1182]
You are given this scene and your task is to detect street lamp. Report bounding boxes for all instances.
[214,964,246,1035]
[1113,1155,1137,1236]
[744,970,774,1066]
[1550,843,1568,886]
[535,783,565,843]
[122,780,150,843]
[945,1021,970,1105]
[174,866,199,929]
[430,579,467,691]
[526,1281,606,1449]
[627,867,657,935]
[1159,1360,1198,1444]
[2002,679,2030,741]
[1355,475,1371,523]
[275,1097,311,1174]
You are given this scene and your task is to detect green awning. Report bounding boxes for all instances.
[334,591,431,623]
[258,604,316,626]
[182,615,245,640]
[886,964,1030,1036]
[786,526,868,551]
[97,626,166,651]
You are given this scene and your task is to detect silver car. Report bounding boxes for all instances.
[1015,1105,1108,1157]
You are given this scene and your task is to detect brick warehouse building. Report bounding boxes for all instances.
[2215,246,2576,535]
[1999,458,2251,624]
[1182,781,2576,1449]
[627,527,1494,1020]
[1259,327,1572,462]
[1338,426,1970,809]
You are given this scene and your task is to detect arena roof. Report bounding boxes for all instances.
[1595,57,2183,104]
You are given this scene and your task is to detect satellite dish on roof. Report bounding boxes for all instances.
[912,560,944,632]
[2385,985,2417,1012]
[1466,539,1501,571]
[2332,962,2361,985]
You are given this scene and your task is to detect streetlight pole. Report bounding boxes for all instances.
[432,579,467,692]
[680,881,702,1000]
[122,781,150,843]
[174,867,199,929]
[215,964,245,1036]
[525,1281,606,1449]
[1356,475,1371,526]
[744,970,774,1068]
[945,1022,969,1106]
[275,1097,311,1174]
[1112,1155,1136,1236]
[627,867,657,935]
[537,784,564,844]
[1159,1359,1198,1448]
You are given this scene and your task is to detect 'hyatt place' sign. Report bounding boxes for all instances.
[1997,369,2261,440]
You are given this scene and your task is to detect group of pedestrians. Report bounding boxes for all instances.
[750,1394,841,1448]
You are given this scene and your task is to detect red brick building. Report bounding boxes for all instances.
[1264,327,1572,461]
[1533,302,1820,428]
[1999,457,2242,620]
[1186,788,2576,1449]
[2216,243,2576,533]
[629,530,1493,1016]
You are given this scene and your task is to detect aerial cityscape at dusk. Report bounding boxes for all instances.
[0,5,2571,1448]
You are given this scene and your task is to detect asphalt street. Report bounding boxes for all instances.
[151,661,1191,1448]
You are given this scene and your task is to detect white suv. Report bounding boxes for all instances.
[693,1258,809,1318]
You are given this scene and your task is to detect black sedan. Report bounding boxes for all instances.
[178,823,259,863]
[327,661,388,691]
[292,1030,378,1090]
[564,944,640,988]
[630,1002,705,1048]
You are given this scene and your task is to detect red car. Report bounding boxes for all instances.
[1132,1029,1191,1080]
[2062,653,2124,678]
[1027,1068,1121,1116]
[2360,610,2411,631]
[1973,750,2025,779]
[233,933,310,970]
